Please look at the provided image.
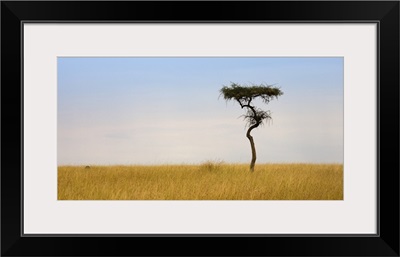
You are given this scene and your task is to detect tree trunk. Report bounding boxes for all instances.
[246,124,259,172]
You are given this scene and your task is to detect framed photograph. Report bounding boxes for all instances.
[2,1,399,256]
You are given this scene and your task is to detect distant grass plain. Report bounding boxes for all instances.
[58,162,343,200]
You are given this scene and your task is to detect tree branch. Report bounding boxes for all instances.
[236,99,244,109]
[241,104,257,118]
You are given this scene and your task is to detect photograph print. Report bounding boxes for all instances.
[57,57,343,200]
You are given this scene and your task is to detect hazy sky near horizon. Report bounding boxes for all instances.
[58,57,343,165]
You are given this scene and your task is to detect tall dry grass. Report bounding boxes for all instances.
[58,163,343,200]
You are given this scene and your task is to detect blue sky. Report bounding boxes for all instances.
[58,57,343,165]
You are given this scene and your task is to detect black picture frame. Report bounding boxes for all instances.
[2,1,399,256]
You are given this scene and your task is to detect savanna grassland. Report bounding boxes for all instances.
[58,163,343,200]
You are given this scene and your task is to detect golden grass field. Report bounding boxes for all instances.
[58,163,343,200]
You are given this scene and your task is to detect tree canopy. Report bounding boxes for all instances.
[220,82,283,106]
[220,83,283,127]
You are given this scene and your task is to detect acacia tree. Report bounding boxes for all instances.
[220,83,283,172]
